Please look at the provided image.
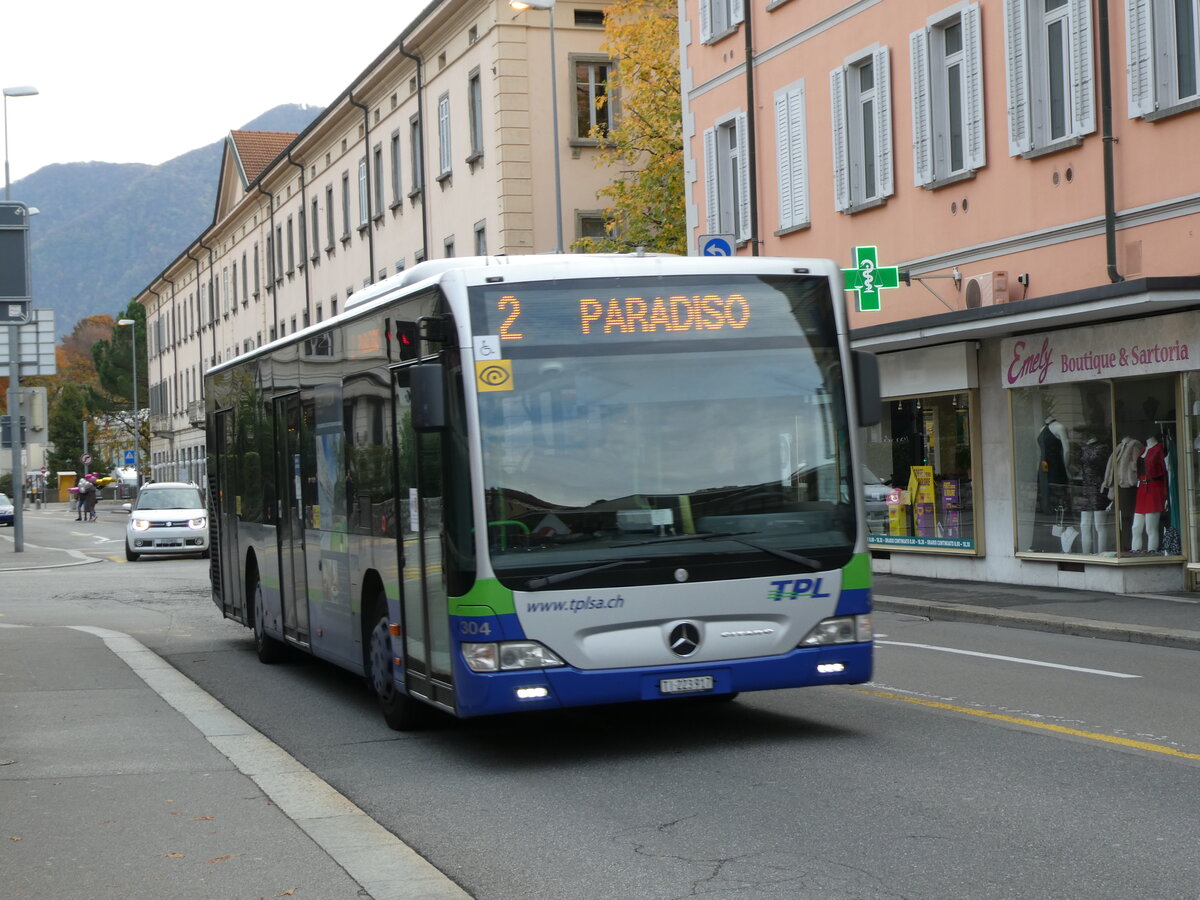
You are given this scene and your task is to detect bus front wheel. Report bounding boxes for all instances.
[367,606,429,731]
[251,575,288,664]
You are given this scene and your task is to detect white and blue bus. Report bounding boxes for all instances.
[206,254,880,728]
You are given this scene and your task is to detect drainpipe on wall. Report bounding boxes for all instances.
[348,91,376,283]
[286,150,312,325]
[1097,0,1123,282]
[185,245,204,400]
[398,41,429,260]
[742,0,760,255]
[255,184,278,332]
[162,275,178,478]
[147,286,161,482]
[197,236,216,379]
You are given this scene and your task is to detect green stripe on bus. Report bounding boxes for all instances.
[451,578,516,617]
[842,552,871,590]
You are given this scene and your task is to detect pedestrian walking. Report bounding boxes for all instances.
[84,475,99,521]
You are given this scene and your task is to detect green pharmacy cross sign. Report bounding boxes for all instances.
[842,245,900,312]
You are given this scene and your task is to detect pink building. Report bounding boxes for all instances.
[681,0,1200,593]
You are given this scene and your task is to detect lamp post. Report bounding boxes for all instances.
[117,319,140,489]
[4,85,37,553]
[4,86,38,201]
[509,0,564,253]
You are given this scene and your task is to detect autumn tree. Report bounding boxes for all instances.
[572,0,685,255]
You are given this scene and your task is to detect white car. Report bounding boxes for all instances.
[124,482,210,561]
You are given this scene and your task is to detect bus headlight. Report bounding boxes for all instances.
[800,614,872,646]
[462,641,566,672]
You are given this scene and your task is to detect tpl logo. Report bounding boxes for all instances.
[768,578,831,602]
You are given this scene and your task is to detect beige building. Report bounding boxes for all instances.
[134,0,615,487]
[681,0,1200,593]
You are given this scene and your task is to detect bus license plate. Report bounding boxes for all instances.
[659,675,713,695]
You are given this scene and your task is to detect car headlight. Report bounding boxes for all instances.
[188,516,207,530]
[800,614,873,646]
[462,641,566,673]
[131,518,151,532]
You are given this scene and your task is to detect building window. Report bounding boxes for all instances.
[773,80,810,231]
[275,225,284,279]
[474,219,487,255]
[702,113,750,241]
[468,68,484,161]
[311,197,321,258]
[298,208,307,264]
[1128,0,1200,117]
[574,58,613,139]
[232,261,239,304]
[358,159,370,226]
[242,252,248,301]
[286,216,295,273]
[410,115,424,196]
[326,185,336,248]
[444,235,455,258]
[341,172,352,238]
[373,144,385,215]
[437,93,452,177]
[253,243,261,294]
[390,130,403,205]
[699,0,743,43]
[911,3,985,186]
[1004,0,1095,155]
[578,212,607,241]
[222,268,230,315]
[831,45,894,211]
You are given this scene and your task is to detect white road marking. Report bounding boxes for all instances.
[876,639,1141,679]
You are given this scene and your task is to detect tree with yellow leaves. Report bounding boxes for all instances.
[572,0,685,255]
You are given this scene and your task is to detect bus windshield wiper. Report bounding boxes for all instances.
[616,531,821,570]
[525,558,649,591]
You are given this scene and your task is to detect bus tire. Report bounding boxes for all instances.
[366,602,429,731]
[251,574,288,664]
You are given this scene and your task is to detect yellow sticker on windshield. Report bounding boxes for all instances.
[476,360,514,392]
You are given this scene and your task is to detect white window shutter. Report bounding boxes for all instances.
[830,67,850,211]
[1003,0,1032,155]
[1070,0,1096,136]
[910,28,933,186]
[873,45,894,199]
[699,0,712,43]
[735,112,751,241]
[703,126,718,232]
[1125,0,1156,117]
[775,83,808,230]
[731,0,744,27]
[962,3,987,170]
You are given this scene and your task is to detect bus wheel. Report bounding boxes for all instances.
[251,576,288,664]
[367,608,428,731]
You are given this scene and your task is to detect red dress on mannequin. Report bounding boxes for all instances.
[1134,440,1167,514]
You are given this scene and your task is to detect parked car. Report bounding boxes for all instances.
[124,482,209,561]
[861,466,891,534]
[0,492,13,527]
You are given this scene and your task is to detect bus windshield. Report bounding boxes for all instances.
[471,274,856,588]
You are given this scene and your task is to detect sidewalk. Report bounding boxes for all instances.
[0,625,471,900]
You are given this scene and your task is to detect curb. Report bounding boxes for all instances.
[874,595,1200,652]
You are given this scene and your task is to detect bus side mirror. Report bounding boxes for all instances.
[411,363,447,432]
[853,350,881,427]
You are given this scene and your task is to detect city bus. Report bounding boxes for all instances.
[205,254,880,729]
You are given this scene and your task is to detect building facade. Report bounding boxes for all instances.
[681,0,1200,593]
[134,0,614,488]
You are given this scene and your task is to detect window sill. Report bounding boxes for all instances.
[340,234,352,246]
[408,187,423,205]
[357,223,369,235]
[373,213,385,224]
[841,196,887,215]
[1144,96,1200,122]
[1019,135,1083,160]
[435,171,452,187]
[920,169,977,191]
[465,150,483,170]
[773,221,811,237]
[703,24,740,45]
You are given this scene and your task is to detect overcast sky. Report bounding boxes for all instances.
[3,1,426,185]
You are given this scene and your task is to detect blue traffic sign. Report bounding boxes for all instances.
[124,449,136,466]
[699,234,734,257]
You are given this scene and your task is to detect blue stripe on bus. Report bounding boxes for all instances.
[834,587,872,616]
[449,642,872,718]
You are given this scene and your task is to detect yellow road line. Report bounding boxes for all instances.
[853,687,1200,761]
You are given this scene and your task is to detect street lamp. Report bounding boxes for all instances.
[509,0,564,253]
[117,319,140,488]
[3,86,38,200]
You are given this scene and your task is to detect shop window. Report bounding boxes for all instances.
[1184,372,1200,568]
[1011,375,1180,558]
[862,392,976,550]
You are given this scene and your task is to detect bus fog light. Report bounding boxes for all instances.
[817,662,846,674]
[800,614,871,646]
[499,641,565,670]
[515,686,550,700]
[463,643,499,672]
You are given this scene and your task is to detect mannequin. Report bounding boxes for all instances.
[1131,434,1167,552]
[1077,429,1110,554]
[1034,416,1071,551]
[1103,435,1144,551]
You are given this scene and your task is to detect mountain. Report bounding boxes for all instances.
[9,104,323,336]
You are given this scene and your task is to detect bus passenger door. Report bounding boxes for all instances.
[211,408,241,620]
[273,393,310,645]
[392,366,455,710]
